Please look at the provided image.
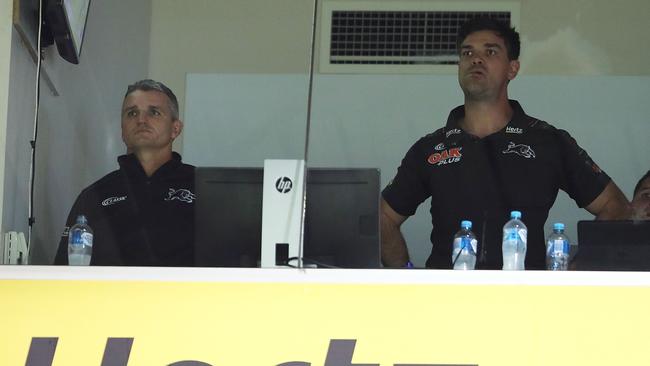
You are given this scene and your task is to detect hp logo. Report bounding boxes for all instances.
[275,177,293,193]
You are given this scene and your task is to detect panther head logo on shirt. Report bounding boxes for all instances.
[165,188,196,203]
[502,142,536,159]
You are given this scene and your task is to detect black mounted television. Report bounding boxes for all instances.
[44,0,91,64]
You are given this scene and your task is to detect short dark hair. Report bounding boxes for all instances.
[457,17,520,60]
[124,79,179,120]
[634,170,650,197]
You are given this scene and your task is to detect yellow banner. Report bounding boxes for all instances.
[1,279,649,365]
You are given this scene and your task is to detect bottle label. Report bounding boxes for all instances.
[553,239,568,255]
[69,231,82,246]
[81,232,93,247]
[454,237,478,254]
[468,238,478,254]
[518,229,528,245]
[504,228,526,245]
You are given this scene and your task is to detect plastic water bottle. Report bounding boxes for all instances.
[68,215,93,265]
[546,223,570,271]
[502,211,527,270]
[452,220,477,270]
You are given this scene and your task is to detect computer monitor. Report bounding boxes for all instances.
[574,220,650,271]
[194,167,381,268]
[45,0,92,64]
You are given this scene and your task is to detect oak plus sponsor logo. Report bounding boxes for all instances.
[427,147,462,166]
[502,142,536,159]
[165,188,196,203]
[445,128,462,138]
[505,126,523,134]
[101,195,127,207]
[23,337,478,366]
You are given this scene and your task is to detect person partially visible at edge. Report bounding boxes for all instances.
[381,17,631,269]
[631,170,650,220]
[54,79,196,266]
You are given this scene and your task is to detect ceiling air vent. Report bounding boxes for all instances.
[320,1,520,74]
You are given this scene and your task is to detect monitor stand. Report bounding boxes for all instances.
[261,159,305,268]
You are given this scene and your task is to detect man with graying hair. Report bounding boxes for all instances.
[54,79,196,266]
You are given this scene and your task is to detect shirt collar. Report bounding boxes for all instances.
[444,99,529,142]
[118,152,183,180]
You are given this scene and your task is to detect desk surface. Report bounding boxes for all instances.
[2,265,650,286]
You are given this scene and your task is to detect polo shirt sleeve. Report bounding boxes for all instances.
[556,128,611,208]
[382,139,431,216]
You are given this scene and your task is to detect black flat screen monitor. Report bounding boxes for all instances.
[194,167,381,268]
[574,220,650,271]
[45,0,92,64]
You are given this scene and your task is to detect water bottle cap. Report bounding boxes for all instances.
[460,220,472,229]
[510,210,522,219]
[553,223,565,230]
[76,215,88,224]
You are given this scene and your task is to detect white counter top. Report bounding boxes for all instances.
[2,265,650,286]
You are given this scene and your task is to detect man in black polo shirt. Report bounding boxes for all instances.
[381,18,630,269]
[54,79,195,266]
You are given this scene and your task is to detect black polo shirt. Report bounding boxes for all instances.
[383,100,610,269]
[54,152,195,266]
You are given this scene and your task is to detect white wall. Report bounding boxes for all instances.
[149,0,315,118]
[2,30,35,259]
[519,0,649,75]
[0,0,13,246]
[3,0,152,264]
[149,0,650,140]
